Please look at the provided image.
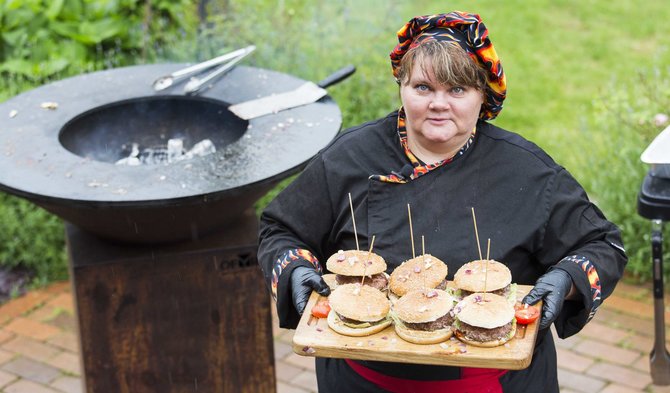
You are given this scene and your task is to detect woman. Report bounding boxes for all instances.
[258,11,627,392]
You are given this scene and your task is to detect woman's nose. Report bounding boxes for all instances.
[428,92,450,110]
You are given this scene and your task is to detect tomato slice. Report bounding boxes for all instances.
[311,301,331,318]
[514,303,540,325]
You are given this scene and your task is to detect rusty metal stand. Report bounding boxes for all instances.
[66,209,276,393]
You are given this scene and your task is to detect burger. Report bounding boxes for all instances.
[327,283,392,337]
[453,260,514,300]
[326,249,388,291]
[392,288,455,344]
[388,254,448,301]
[453,292,516,347]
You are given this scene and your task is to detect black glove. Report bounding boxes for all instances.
[522,269,574,330]
[290,266,331,315]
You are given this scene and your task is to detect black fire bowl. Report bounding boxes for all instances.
[0,64,342,243]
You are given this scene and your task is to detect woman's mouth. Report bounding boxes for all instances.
[427,117,449,124]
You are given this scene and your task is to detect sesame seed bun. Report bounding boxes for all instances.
[453,293,516,347]
[456,293,515,329]
[326,250,387,276]
[453,260,511,293]
[395,322,453,344]
[328,284,390,322]
[389,254,448,297]
[327,283,391,337]
[327,312,392,337]
[453,329,516,348]
[393,289,454,324]
[392,289,455,344]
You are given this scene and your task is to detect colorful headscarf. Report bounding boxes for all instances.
[390,11,507,120]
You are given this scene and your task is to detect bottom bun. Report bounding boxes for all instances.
[327,311,391,337]
[454,324,517,348]
[394,323,453,345]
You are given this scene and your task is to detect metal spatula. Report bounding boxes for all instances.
[228,64,355,120]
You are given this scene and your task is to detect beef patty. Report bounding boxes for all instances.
[335,273,388,291]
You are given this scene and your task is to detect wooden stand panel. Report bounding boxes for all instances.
[66,218,275,393]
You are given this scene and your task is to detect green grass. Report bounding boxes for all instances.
[209,1,670,163]
[2,0,670,284]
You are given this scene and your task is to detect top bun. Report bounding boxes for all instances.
[453,260,511,293]
[326,250,387,276]
[393,289,454,323]
[456,293,515,329]
[389,254,448,297]
[328,283,390,322]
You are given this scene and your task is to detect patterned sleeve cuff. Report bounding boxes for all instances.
[560,255,602,321]
[271,248,322,301]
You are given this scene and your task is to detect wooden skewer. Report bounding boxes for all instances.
[422,235,426,259]
[360,235,376,288]
[422,235,426,292]
[484,238,491,300]
[471,207,483,261]
[349,193,359,251]
[408,204,415,259]
[486,238,491,260]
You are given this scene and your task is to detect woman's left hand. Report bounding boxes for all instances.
[522,269,574,330]
[289,266,331,316]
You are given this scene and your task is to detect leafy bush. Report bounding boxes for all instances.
[0,0,198,81]
[0,0,198,288]
[0,194,67,286]
[577,67,670,282]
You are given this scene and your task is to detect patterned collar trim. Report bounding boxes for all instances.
[372,108,475,183]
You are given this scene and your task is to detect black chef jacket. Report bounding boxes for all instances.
[258,111,627,392]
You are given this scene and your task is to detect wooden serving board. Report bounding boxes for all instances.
[292,274,541,370]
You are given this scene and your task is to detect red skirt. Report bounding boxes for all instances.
[345,359,507,393]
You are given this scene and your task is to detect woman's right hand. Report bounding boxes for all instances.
[290,266,331,315]
[522,268,574,330]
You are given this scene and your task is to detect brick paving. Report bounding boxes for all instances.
[0,280,667,392]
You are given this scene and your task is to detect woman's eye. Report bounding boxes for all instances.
[415,84,430,92]
[451,86,465,94]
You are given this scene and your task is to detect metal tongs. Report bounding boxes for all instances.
[152,45,256,95]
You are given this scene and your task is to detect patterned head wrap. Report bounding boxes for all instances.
[390,11,507,120]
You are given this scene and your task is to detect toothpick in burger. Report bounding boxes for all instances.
[453,292,516,347]
[392,288,455,344]
[326,249,388,291]
[327,283,392,336]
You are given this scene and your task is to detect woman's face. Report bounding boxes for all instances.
[400,59,484,152]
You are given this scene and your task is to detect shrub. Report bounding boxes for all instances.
[0,194,67,286]
[578,67,670,282]
[0,0,198,81]
[0,0,198,288]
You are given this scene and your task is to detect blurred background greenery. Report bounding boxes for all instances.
[1,0,669,294]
